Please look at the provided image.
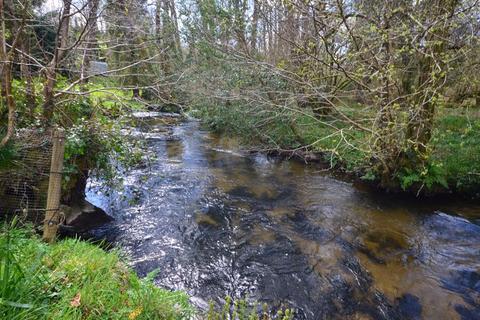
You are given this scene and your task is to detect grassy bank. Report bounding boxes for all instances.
[0,224,296,320]
[192,103,480,196]
[0,224,192,320]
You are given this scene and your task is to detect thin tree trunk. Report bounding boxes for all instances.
[375,12,397,184]
[251,0,259,53]
[155,0,161,38]
[80,0,100,83]
[0,0,15,147]
[43,0,72,122]
[405,0,459,154]
[0,0,4,80]
[261,15,266,54]
[0,63,15,147]
[19,40,36,117]
[168,0,181,57]
[161,0,174,72]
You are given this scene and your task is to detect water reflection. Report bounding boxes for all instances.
[166,140,184,160]
[88,116,480,320]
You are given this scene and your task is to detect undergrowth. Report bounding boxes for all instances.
[205,296,294,320]
[193,102,480,196]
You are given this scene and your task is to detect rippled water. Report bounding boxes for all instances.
[87,115,480,320]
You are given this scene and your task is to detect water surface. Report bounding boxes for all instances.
[88,116,480,319]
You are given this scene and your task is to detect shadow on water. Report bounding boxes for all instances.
[87,115,480,320]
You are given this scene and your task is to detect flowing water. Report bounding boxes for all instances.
[87,114,480,320]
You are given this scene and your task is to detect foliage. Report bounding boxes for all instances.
[10,78,45,126]
[205,296,294,320]
[395,111,480,193]
[193,101,299,149]
[396,162,448,192]
[430,112,480,192]
[193,99,370,170]
[0,223,193,320]
[194,98,480,194]
[181,0,480,196]
[0,0,479,198]
[63,114,143,188]
[0,140,17,171]
[1,72,146,189]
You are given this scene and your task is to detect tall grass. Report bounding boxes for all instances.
[0,220,48,319]
[0,222,193,320]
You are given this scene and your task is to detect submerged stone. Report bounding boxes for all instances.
[395,294,422,320]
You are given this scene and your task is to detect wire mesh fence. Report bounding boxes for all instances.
[0,129,53,224]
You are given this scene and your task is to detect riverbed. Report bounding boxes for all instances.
[87,114,480,319]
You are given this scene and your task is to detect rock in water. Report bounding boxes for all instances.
[64,199,113,232]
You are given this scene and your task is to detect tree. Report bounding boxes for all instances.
[0,0,27,146]
[42,0,72,121]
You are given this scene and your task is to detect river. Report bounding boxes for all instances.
[87,114,480,320]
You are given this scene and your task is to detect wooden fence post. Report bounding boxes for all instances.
[43,128,66,243]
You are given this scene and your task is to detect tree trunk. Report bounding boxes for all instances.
[132,87,140,98]
[0,62,15,147]
[168,0,181,57]
[80,0,100,83]
[161,0,174,73]
[251,0,259,53]
[267,9,274,61]
[19,40,36,114]
[42,0,72,122]
[0,0,4,80]
[0,0,15,147]
[155,0,162,41]
[405,0,459,155]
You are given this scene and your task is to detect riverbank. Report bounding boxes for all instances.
[0,224,193,320]
[191,104,480,198]
[2,112,478,319]
[0,223,296,320]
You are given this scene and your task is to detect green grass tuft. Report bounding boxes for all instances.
[0,223,193,320]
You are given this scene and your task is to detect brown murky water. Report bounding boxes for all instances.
[88,115,480,319]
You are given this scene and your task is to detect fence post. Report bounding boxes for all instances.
[43,128,66,243]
